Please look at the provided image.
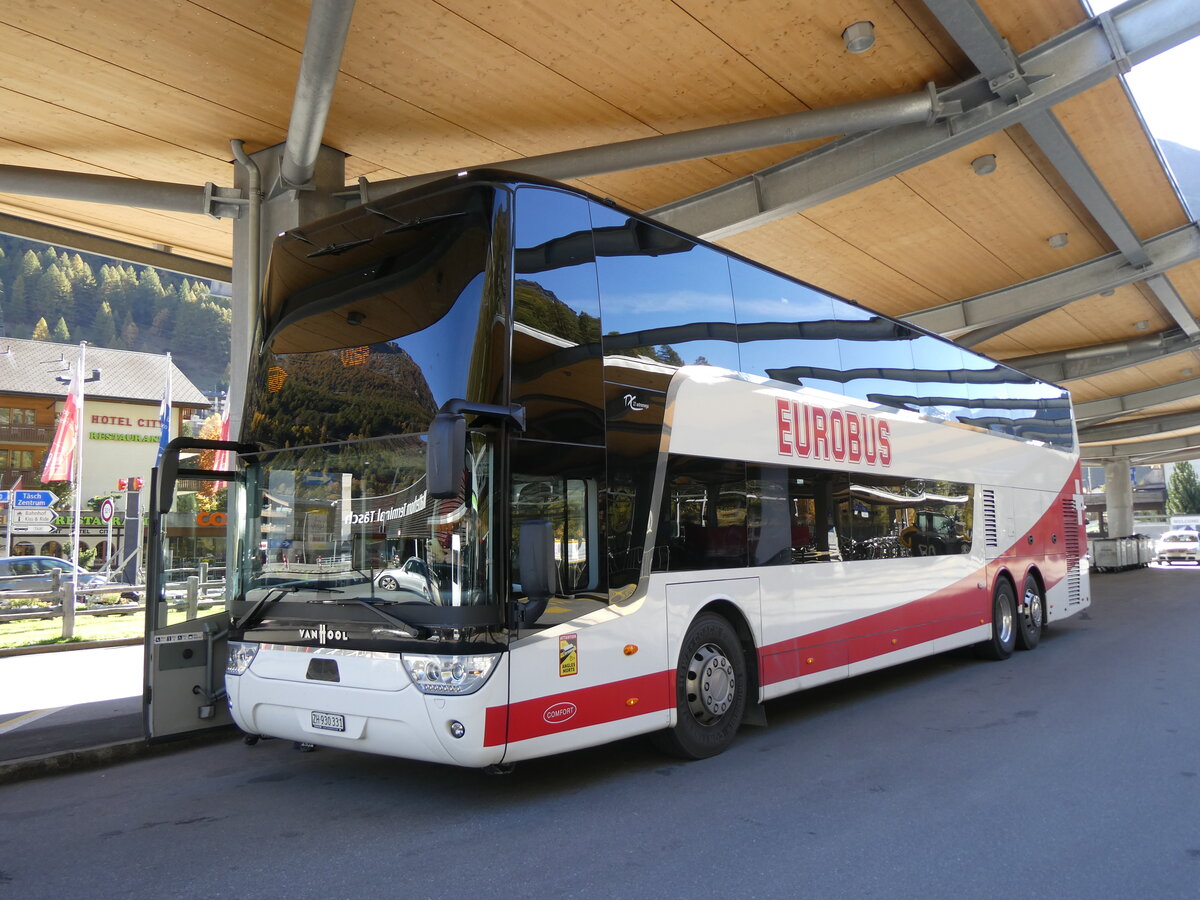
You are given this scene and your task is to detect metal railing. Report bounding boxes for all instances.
[0,565,227,639]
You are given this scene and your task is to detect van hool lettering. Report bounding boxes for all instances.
[776,398,892,467]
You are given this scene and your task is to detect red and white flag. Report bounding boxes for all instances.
[41,369,82,482]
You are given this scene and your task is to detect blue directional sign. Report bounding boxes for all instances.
[0,491,8,504]
[11,490,58,508]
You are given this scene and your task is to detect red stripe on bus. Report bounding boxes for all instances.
[491,472,1085,745]
[484,670,674,747]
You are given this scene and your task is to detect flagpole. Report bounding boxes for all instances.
[70,342,87,603]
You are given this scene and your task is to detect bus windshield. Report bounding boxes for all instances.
[240,432,494,620]
[231,181,508,641]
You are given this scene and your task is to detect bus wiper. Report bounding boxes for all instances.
[235,586,298,631]
[339,597,429,639]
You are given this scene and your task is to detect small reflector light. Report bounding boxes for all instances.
[623,644,638,656]
[449,721,465,739]
[625,698,638,707]
[806,658,814,665]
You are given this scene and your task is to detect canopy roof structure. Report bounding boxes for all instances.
[2,0,1200,463]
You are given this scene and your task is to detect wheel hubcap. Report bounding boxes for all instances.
[685,642,735,725]
[1023,586,1043,630]
[998,595,1014,645]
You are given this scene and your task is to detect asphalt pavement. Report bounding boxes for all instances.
[0,561,1187,784]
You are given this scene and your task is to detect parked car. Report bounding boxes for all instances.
[0,556,110,592]
[1154,530,1200,565]
[373,557,447,600]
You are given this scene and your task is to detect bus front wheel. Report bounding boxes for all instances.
[1016,574,1043,651]
[976,580,1016,661]
[653,613,747,759]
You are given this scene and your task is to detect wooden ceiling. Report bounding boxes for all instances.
[2,0,1199,461]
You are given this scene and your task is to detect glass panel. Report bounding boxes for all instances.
[512,187,604,445]
[729,258,845,397]
[590,204,739,379]
[242,433,495,620]
[907,335,970,423]
[248,186,505,450]
[510,440,605,600]
[787,467,844,563]
[748,465,790,566]
[834,303,917,412]
[840,473,973,560]
[654,455,748,572]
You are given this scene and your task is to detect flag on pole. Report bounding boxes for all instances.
[41,368,82,482]
[156,353,173,467]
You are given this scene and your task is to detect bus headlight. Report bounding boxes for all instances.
[226,641,259,676]
[402,653,500,695]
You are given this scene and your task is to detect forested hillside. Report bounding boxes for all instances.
[0,235,231,392]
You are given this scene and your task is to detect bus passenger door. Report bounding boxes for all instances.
[144,439,244,741]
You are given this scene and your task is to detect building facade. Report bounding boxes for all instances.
[0,339,210,560]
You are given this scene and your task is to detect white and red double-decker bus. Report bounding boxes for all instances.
[145,171,1089,766]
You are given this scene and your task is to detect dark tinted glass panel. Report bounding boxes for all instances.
[729,258,844,397]
[839,474,973,560]
[654,456,748,572]
[605,383,667,594]
[834,302,918,412]
[748,465,791,566]
[510,440,605,599]
[786,467,845,563]
[590,204,739,380]
[512,187,604,444]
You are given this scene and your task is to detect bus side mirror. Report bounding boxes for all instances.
[427,412,466,499]
[517,519,555,625]
[155,454,180,515]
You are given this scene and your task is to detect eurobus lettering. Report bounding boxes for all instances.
[146,172,1090,768]
[776,399,891,467]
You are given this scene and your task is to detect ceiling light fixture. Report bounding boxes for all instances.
[346,311,365,326]
[1047,233,1069,248]
[1133,320,1149,331]
[971,154,997,176]
[1099,288,1116,297]
[842,21,875,53]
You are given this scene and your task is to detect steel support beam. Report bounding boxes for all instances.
[1082,434,1200,464]
[0,164,243,218]
[280,0,356,192]
[647,0,1200,239]
[359,88,950,203]
[922,0,1199,337]
[1007,329,1200,382]
[1080,409,1200,443]
[0,212,230,282]
[1074,375,1200,426]
[903,222,1200,336]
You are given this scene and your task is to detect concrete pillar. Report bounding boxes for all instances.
[1104,457,1134,537]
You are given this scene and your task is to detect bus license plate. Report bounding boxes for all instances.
[311,711,345,732]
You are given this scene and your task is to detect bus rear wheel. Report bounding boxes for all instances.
[653,612,747,759]
[1016,574,1043,651]
[975,579,1016,660]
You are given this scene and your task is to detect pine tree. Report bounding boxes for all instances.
[1167,461,1200,515]
[36,262,74,324]
[20,249,42,279]
[52,316,71,342]
[31,317,50,340]
[91,300,118,347]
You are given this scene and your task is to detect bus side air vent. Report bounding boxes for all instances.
[982,489,998,548]
[1061,497,1082,604]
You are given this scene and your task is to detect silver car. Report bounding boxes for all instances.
[1155,530,1200,565]
[0,556,110,591]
